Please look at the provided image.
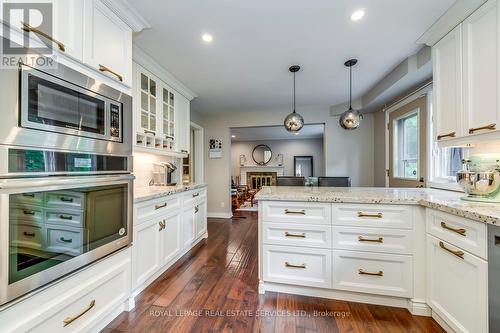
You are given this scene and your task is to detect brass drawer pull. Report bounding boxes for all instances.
[285,262,306,269]
[59,237,73,243]
[439,241,464,259]
[99,64,123,82]
[144,129,156,136]
[194,205,199,214]
[440,222,466,236]
[437,131,456,140]
[60,197,74,203]
[21,22,65,52]
[284,209,306,215]
[358,269,383,276]
[358,236,383,243]
[23,209,35,215]
[181,149,188,153]
[23,231,36,237]
[59,215,73,220]
[63,299,96,327]
[285,232,306,238]
[469,123,496,134]
[358,212,383,218]
[159,220,166,231]
[155,202,167,210]
[192,193,200,198]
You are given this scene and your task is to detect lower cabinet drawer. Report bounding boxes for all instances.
[31,261,130,333]
[262,201,331,225]
[262,245,332,288]
[135,196,181,222]
[332,226,412,255]
[263,223,332,248]
[332,250,413,297]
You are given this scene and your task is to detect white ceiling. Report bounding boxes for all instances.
[231,124,324,142]
[131,0,455,114]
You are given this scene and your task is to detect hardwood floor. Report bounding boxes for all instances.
[104,211,445,333]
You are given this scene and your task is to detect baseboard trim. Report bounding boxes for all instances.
[207,212,232,219]
[260,281,410,310]
[407,298,432,316]
[431,311,456,333]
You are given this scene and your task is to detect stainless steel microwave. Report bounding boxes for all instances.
[0,46,132,156]
[20,64,123,143]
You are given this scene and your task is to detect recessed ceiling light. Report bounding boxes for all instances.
[351,9,365,21]
[202,33,213,43]
[231,135,236,138]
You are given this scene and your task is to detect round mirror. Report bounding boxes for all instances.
[252,144,272,165]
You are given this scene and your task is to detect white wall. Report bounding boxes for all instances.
[373,109,387,186]
[231,138,324,180]
[196,105,375,217]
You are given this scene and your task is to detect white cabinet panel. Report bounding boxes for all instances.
[332,226,413,255]
[332,250,413,298]
[194,200,207,239]
[262,201,331,225]
[182,205,195,248]
[132,217,161,287]
[175,93,190,154]
[160,211,181,265]
[52,0,84,60]
[463,0,498,136]
[426,235,488,333]
[433,25,463,141]
[426,209,487,259]
[83,0,132,86]
[263,245,332,289]
[263,223,332,249]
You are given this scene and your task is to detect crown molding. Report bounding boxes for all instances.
[100,0,151,32]
[133,45,198,100]
[416,0,486,46]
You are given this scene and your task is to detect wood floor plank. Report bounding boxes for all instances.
[104,211,446,333]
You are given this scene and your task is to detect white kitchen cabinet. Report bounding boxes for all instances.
[426,235,488,333]
[194,200,207,239]
[51,0,84,60]
[135,65,158,136]
[181,204,195,248]
[433,25,463,142]
[83,0,133,86]
[160,210,182,265]
[463,0,498,137]
[132,217,161,287]
[175,93,191,154]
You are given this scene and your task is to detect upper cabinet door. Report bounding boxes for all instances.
[83,0,132,86]
[432,25,463,142]
[463,0,498,136]
[175,94,190,154]
[52,0,84,60]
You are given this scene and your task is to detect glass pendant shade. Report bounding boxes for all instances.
[339,107,363,130]
[284,65,304,132]
[284,111,304,132]
[340,59,362,130]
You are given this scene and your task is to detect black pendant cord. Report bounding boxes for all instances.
[293,71,296,114]
[349,65,352,110]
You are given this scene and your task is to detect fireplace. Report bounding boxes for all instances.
[247,172,277,190]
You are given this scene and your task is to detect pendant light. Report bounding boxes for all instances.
[339,59,363,130]
[284,65,304,133]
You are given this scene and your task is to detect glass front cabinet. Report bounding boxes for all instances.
[133,62,190,155]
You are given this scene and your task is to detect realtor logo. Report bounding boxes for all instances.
[1,2,56,68]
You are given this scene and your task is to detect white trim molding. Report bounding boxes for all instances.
[133,46,198,101]
[100,0,151,32]
[417,0,487,46]
[208,212,232,219]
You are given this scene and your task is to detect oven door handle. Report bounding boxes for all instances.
[0,174,135,189]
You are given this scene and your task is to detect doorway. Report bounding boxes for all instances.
[388,95,427,188]
[183,122,204,184]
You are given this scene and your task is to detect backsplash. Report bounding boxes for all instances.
[133,152,181,188]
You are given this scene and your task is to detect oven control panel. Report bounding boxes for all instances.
[110,103,121,140]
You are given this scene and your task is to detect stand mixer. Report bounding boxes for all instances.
[457,155,500,202]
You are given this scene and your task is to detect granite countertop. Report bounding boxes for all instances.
[255,186,500,225]
[134,183,207,203]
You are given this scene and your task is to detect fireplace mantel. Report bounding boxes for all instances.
[240,166,284,186]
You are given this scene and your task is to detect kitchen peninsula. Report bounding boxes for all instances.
[256,186,499,333]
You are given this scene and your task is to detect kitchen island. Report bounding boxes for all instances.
[255,186,498,333]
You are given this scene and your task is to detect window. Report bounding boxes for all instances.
[431,145,464,183]
[393,111,419,179]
